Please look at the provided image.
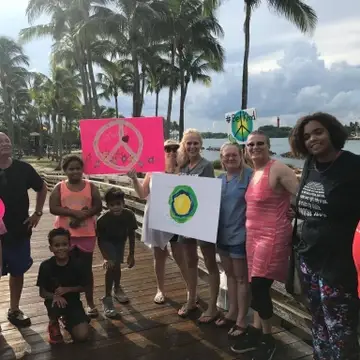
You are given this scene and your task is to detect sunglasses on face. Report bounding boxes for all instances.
[246,141,265,148]
[165,147,178,153]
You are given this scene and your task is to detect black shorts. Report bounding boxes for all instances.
[169,235,178,243]
[98,241,125,264]
[45,299,89,332]
[70,247,93,276]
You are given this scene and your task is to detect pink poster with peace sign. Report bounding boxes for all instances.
[79,117,165,175]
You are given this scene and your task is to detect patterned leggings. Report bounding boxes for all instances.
[300,260,359,360]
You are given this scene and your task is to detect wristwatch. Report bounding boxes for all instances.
[35,211,43,217]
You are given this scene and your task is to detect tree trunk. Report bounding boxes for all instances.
[79,65,90,117]
[155,90,159,116]
[178,54,186,140]
[3,85,14,144]
[39,115,43,158]
[86,47,101,117]
[140,64,146,115]
[241,2,252,110]
[51,113,58,161]
[114,95,119,118]
[166,41,176,139]
[83,64,93,116]
[75,44,91,118]
[132,52,141,117]
[57,114,63,169]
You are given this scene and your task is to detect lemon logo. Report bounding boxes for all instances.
[168,185,198,223]
[230,110,254,143]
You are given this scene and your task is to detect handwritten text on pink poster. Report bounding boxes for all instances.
[79,117,165,175]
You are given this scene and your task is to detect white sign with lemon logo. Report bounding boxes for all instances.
[149,173,222,244]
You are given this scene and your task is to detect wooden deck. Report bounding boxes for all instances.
[0,192,313,360]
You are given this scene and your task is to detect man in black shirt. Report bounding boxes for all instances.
[37,228,90,344]
[0,132,47,327]
[97,188,137,318]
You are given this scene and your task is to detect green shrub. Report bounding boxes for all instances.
[212,159,222,170]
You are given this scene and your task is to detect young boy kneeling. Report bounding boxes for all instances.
[37,228,90,344]
[97,188,137,318]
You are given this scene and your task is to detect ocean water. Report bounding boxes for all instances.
[202,138,360,168]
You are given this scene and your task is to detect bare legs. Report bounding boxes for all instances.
[153,242,188,303]
[9,275,24,311]
[179,242,219,322]
[154,247,167,302]
[216,256,249,334]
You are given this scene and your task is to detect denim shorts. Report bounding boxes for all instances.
[217,243,246,259]
[2,239,33,276]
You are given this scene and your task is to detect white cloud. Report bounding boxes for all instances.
[0,0,360,132]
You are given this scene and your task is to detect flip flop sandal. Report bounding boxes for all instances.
[228,324,247,337]
[197,313,220,325]
[154,292,165,305]
[215,316,236,328]
[87,307,99,318]
[177,303,198,318]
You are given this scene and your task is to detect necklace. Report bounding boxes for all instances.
[314,151,342,173]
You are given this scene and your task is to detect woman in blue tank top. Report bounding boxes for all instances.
[215,142,252,338]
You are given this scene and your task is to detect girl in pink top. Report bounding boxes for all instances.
[231,131,298,359]
[49,155,102,317]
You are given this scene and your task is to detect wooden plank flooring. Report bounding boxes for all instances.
[0,192,313,359]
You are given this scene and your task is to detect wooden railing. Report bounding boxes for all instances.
[40,170,312,334]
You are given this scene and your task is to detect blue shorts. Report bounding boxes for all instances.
[217,243,246,259]
[1,239,33,276]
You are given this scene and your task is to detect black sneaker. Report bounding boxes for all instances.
[7,309,31,327]
[230,326,262,354]
[252,335,276,360]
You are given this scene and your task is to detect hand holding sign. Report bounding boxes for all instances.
[0,198,6,235]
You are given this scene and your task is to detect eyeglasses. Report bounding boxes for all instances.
[165,147,178,153]
[246,141,265,147]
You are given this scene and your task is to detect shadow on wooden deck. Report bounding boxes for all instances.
[0,194,313,360]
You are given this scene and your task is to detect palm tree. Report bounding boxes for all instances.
[97,60,133,118]
[145,56,174,117]
[180,49,222,120]
[241,0,317,109]
[0,37,30,144]
[174,1,224,138]
[90,0,167,117]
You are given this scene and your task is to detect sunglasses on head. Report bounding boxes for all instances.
[246,141,265,147]
[165,146,178,153]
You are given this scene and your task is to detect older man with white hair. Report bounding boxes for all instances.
[0,132,47,327]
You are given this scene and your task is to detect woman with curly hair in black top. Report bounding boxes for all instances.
[290,112,360,360]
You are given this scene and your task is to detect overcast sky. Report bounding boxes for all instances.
[1,0,360,131]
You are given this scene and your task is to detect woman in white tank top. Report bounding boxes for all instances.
[128,140,188,305]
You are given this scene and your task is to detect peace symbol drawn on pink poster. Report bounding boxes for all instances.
[79,117,165,175]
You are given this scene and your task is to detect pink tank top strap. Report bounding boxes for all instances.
[263,159,275,177]
[257,159,275,190]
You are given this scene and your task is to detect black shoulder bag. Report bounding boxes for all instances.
[285,157,311,303]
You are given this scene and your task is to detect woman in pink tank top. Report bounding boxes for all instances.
[49,155,102,317]
[232,131,298,359]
